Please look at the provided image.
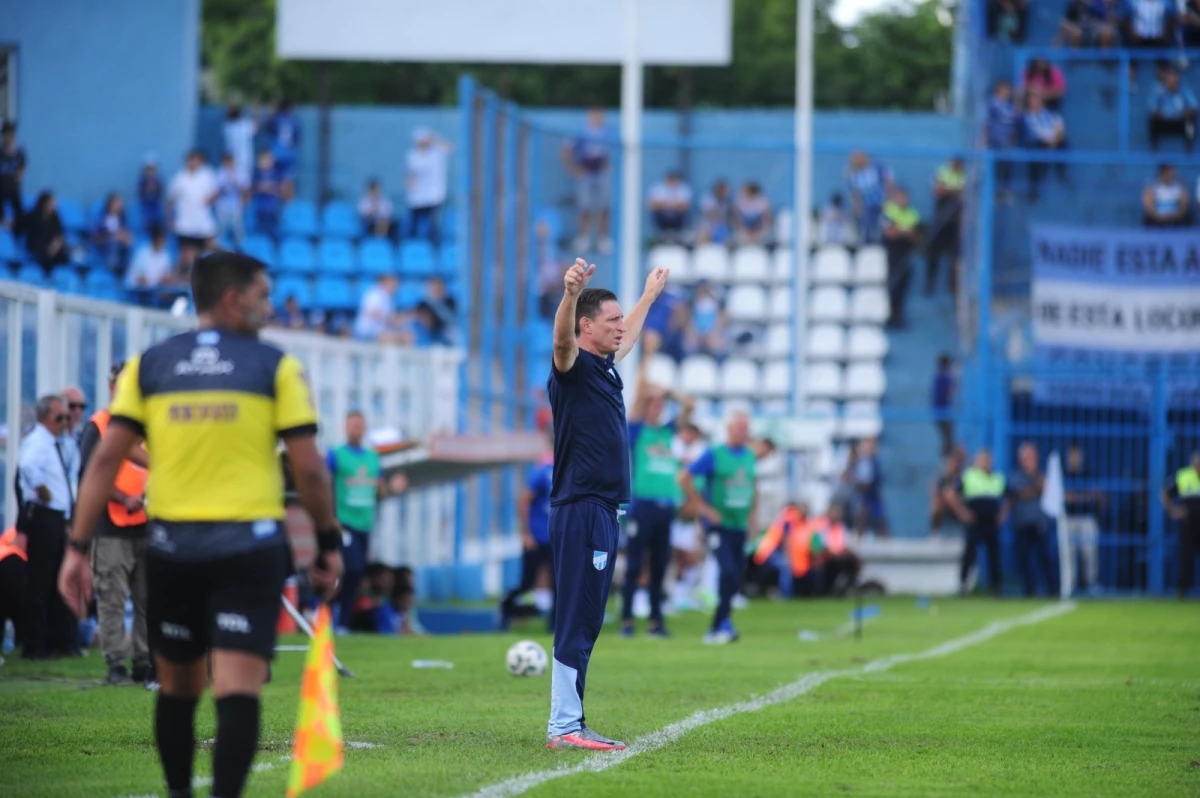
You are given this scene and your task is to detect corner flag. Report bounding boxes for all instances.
[1042,451,1072,600]
[287,605,344,797]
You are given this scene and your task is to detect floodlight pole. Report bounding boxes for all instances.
[619,0,644,382]
[792,0,815,417]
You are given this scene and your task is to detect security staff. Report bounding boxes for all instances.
[881,187,921,329]
[945,448,1011,597]
[18,394,79,659]
[59,251,344,798]
[1160,450,1200,600]
[926,157,965,295]
[78,362,153,685]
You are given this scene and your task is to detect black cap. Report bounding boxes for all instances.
[109,361,126,382]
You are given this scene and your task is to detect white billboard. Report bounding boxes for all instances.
[277,0,732,65]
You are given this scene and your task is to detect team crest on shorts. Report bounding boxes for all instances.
[593,550,608,570]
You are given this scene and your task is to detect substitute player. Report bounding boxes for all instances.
[59,251,344,798]
[620,331,694,638]
[679,410,757,645]
[545,257,668,751]
[499,431,555,632]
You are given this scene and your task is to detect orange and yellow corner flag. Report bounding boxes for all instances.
[286,605,344,797]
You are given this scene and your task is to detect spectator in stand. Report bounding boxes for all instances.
[926,157,965,295]
[989,0,1029,42]
[265,99,300,195]
[1184,0,1200,46]
[847,151,893,244]
[0,121,26,234]
[26,191,72,272]
[1021,59,1067,111]
[986,81,1021,201]
[931,354,956,455]
[698,180,733,245]
[852,437,888,539]
[222,103,257,185]
[1121,0,1177,88]
[124,226,174,291]
[354,274,400,343]
[817,193,855,247]
[277,296,308,330]
[881,187,920,329]
[659,301,691,363]
[250,150,284,238]
[166,150,218,276]
[561,107,613,255]
[1023,93,1069,201]
[358,179,396,240]
[1143,163,1191,227]
[415,277,458,346]
[535,220,565,318]
[137,155,165,233]
[647,170,692,244]
[406,128,452,246]
[214,153,247,248]
[1148,68,1197,153]
[92,193,133,272]
[1060,0,1117,47]
[733,182,772,246]
[686,281,727,358]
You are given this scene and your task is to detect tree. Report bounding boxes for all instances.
[201,0,955,110]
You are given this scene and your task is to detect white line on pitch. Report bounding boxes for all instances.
[462,602,1077,798]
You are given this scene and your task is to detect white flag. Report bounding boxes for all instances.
[1041,451,1065,518]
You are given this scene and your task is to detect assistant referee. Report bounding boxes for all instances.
[59,251,344,798]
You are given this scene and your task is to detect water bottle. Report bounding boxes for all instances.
[2,619,13,654]
[411,659,454,669]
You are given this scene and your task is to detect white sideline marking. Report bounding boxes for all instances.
[463,602,1077,798]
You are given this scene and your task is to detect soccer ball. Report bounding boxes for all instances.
[506,640,548,677]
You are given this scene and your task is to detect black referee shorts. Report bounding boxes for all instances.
[147,542,289,663]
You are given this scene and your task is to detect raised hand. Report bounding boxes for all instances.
[643,267,669,300]
[564,258,596,297]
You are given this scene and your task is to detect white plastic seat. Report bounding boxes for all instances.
[648,245,690,283]
[726,284,768,322]
[839,400,883,439]
[761,360,791,397]
[803,481,833,514]
[770,248,794,284]
[758,398,791,417]
[806,324,846,359]
[803,362,844,400]
[844,362,886,399]
[854,245,887,285]
[809,286,848,323]
[692,244,731,283]
[719,358,761,397]
[763,324,793,358]
[774,207,793,245]
[850,287,890,324]
[679,355,720,396]
[645,353,679,388]
[769,288,794,321]
[847,325,889,360]
[811,246,852,285]
[731,246,771,282]
[805,399,837,418]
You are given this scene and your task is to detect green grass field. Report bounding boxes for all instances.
[1,598,1198,797]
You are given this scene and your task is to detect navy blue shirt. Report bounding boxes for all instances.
[548,350,630,507]
[526,460,553,543]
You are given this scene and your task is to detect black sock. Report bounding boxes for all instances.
[212,694,261,798]
[155,694,199,797]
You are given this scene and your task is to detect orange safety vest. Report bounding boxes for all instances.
[91,410,149,526]
[753,505,812,577]
[810,516,848,556]
[0,527,27,563]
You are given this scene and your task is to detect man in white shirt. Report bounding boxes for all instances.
[17,395,78,659]
[647,171,693,244]
[358,179,396,239]
[167,150,219,277]
[126,227,175,292]
[406,128,452,246]
[354,274,399,342]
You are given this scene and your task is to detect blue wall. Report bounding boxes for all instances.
[197,104,962,222]
[0,0,200,208]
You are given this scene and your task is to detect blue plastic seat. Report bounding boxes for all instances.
[321,202,360,239]
[84,268,118,291]
[396,283,425,310]
[317,238,356,274]
[434,243,458,278]
[440,206,457,237]
[313,275,357,312]
[56,197,87,232]
[51,266,83,294]
[278,237,316,274]
[281,201,319,238]
[358,237,396,276]
[242,234,278,267]
[399,240,436,277]
[273,276,313,310]
[16,263,47,287]
[0,228,16,262]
